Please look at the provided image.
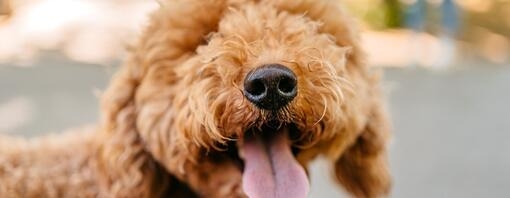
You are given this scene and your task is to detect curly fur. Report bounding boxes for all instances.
[0,0,391,197]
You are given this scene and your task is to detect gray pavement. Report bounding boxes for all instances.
[1,57,509,197]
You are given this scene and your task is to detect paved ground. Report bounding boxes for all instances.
[1,56,509,197]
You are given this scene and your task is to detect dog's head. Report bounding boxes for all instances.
[98,0,390,197]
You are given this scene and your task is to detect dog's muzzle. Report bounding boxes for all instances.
[243,64,297,110]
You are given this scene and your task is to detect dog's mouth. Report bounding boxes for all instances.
[230,123,310,198]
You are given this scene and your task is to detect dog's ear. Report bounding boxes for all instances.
[95,1,227,197]
[333,102,392,198]
[95,65,173,197]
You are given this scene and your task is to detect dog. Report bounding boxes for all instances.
[0,0,391,197]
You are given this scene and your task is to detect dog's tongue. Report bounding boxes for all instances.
[240,128,309,198]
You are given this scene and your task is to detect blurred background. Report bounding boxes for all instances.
[0,0,509,197]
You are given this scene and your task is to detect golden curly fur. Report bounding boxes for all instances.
[0,0,391,197]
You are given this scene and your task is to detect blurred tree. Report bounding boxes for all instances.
[384,0,404,28]
[346,0,509,40]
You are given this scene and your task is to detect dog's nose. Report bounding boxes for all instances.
[243,64,297,110]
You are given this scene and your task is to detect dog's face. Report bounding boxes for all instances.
[124,1,383,197]
[193,4,352,146]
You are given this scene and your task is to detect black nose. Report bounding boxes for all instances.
[243,64,297,110]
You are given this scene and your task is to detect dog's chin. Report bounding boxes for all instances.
[226,123,310,198]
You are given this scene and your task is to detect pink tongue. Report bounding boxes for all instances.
[240,128,309,198]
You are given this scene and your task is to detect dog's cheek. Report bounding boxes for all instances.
[218,91,259,136]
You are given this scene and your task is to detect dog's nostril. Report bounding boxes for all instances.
[245,79,266,96]
[278,77,296,95]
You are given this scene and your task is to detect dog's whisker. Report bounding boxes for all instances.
[312,96,327,128]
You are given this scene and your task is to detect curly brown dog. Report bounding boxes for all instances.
[0,0,391,197]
